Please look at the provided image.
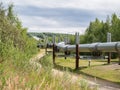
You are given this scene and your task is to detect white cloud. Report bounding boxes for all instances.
[1,0,120,34]
[18,15,86,34]
[28,26,86,35]
[9,0,120,12]
[2,0,120,15]
[19,15,60,27]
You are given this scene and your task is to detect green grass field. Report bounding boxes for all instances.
[54,56,120,84]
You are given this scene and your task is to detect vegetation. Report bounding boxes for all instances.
[39,54,97,90]
[81,14,120,43]
[0,1,120,89]
[0,3,95,90]
[0,49,95,90]
[29,32,75,44]
[53,56,120,84]
[81,64,120,84]
[0,2,38,62]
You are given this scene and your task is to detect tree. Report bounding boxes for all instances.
[0,2,38,61]
[7,3,22,29]
[83,18,105,43]
[110,13,120,41]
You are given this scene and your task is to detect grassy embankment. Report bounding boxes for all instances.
[0,49,97,90]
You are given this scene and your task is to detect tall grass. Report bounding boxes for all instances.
[0,53,97,90]
[39,55,97,90]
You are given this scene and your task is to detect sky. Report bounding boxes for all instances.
[1,0,120,34]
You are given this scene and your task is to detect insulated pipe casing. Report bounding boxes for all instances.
[97,42,119,52]
[115,42,120,52]
[56,42,120,53]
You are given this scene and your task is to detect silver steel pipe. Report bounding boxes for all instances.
[56,42,120,52]
[56,42,67,51]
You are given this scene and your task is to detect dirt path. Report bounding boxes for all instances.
[30,50,120,90]
[29,50,45,71]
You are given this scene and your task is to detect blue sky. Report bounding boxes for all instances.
[1,0,120,34]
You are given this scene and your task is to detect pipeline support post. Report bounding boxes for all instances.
[107,32,111,64]
[45,45,47,54]
[75,32,79,70]
[108,53,111,64]
[118,52,120,65]
[53,35,55,64]
[64,51,67,59]
[64,36,67,59]
[45,37,48,54]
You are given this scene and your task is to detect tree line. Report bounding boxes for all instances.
[81,14,120,43]
[30,14,120,45]
[29,32,75,45]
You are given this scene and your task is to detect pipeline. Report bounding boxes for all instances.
[56,42,120,52]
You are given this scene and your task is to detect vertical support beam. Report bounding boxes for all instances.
[64,35,67,59]
[76,44,79,69]
[118,52,120,65]
[67,34,69,44]
[64,36,67,45]
[45,37,48,54]
[53,36,55,64]
[75,32,79,69]
[108,53,111,64]
[64,51,67,59]
[45,45,47,54]
[107,32,111,64]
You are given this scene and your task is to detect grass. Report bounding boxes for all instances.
[39,54,97,90]
[81,64,120,84]
[54,56,120,84]
[0,49,97,90]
